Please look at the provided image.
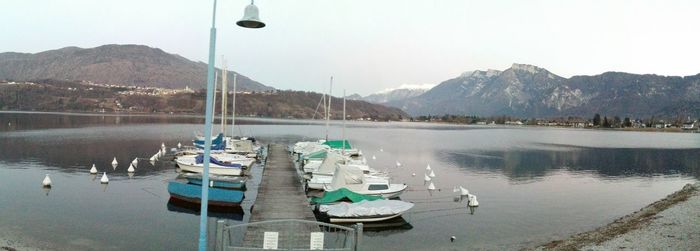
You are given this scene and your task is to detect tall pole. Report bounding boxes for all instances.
[342,89,346,154]
[326,76,332,141]
[213,71,218,120]
[231,74,237,138]
[221,57,228,135]
[199,0,217,250]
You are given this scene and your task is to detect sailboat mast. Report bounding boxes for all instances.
[231,74,237,138]
[342,89,346,154]
[213,71,218,118]
[221,57,227,135]
[326,76,332,141]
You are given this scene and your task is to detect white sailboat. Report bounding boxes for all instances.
[323,165,406,198]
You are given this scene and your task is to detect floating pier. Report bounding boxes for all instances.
[242,144,317,247]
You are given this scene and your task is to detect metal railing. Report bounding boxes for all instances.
[216,219,362,251]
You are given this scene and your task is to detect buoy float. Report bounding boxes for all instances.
[428,182,436,190]
[131,158,138,166]
[42,174,52,187]
[426,164,431,171]
[127,164,135,173]
[450,236,456,242]
[459,186,469,196]
[412,173,416,177]
[379,148,383,152]
[468,194,479,207]
[111,157,118,166]
[395,161,401,167]
[90,164,97,174]
[424,174,431,182]
[177,142,182,148]
[372,155,376,160]
[100,172,109,184]
[429,170,436,178]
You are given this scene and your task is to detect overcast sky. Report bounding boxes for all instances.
[2,0,699,95]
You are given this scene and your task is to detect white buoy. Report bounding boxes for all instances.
[90,164,97,174]
[396,161,401,167]
[379,148,383,152]
[42,174,52,187]
[429,170,436,178]
[100,172,109,184]
[412,173,416,177]
[111,157,118,166]
[424,174,431,182]
[468,194,479,207]
[459,186,469,196]
[372,155,376,160]
[426,164,431,171]
[428,182,436,190]
[177,142,182,148]
[127,164,135,173]
[450,236,456,242]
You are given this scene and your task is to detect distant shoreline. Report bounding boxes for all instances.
[1,110,699,133]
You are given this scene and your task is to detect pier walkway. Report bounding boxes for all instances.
[242,144,316,247]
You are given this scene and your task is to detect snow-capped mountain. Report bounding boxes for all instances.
[360,84,435,104]
[387,63,700,117]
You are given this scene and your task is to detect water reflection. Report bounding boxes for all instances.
[167,198,244,221]
[442,146,700,180]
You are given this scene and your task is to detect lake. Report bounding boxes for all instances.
[1,112,699,250]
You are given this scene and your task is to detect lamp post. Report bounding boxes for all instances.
[199,1,265,250]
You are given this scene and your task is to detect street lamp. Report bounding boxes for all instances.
[199,1,265,250]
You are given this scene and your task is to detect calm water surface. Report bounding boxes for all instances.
[1,112,699,250]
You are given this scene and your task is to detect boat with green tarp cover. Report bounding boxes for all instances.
[322,140,352,149]
[311,188,383,204]
[303,150,328,161]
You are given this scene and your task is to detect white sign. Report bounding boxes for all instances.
[263,232,279,250]
[309,232,324,250]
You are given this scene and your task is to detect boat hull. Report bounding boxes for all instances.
[329,213,404,223]
[177,160,243,176]
[185,176,247,190]
[167,181,244,207]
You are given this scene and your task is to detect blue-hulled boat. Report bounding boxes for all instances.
[167,180,244,207]
[182,173,247,191]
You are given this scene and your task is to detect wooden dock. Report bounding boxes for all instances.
[242,143,317,248]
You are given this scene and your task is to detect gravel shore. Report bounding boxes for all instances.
[534,182,700,250]
[1,227,50,251]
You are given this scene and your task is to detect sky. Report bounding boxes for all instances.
[2,0,699,95]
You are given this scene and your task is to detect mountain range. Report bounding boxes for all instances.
[352,84,434,104]
[388,64,700,118]
[0,44,273,91]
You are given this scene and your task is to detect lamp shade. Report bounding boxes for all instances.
[237,1,265,28]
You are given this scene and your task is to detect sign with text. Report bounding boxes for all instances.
[263,232,279,250]
[309,232,324,250]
